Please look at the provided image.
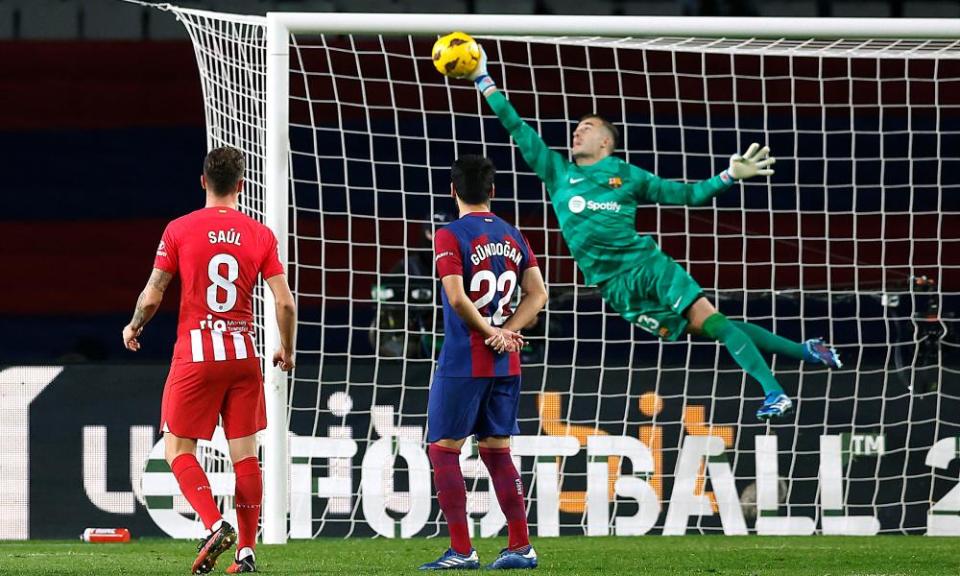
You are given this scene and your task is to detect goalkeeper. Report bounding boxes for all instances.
[464,47,841,420]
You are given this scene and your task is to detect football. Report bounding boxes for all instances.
[431,31,480,78]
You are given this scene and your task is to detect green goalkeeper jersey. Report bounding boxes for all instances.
[486,90,734,286]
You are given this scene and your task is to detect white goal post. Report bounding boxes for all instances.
[163,5,960,545]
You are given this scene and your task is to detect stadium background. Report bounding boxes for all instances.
[1,0,958,542]
[7,0,958,366]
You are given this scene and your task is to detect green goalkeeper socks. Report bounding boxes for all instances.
[731,321,805,361]
[702,313,784,395]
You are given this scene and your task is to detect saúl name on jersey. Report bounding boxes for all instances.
[208,228,242,246]
[469,241,524,266]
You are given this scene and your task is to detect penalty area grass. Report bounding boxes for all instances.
[0,535,956,575]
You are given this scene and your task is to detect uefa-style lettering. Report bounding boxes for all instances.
[29,381,950,539]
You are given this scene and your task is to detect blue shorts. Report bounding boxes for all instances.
[427,374,522,443]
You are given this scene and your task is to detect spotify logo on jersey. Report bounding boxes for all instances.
[568,195,586,214]
[568,195,622,214]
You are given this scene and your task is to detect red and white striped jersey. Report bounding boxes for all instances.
[153,207,284,363]
[186,329,258,363]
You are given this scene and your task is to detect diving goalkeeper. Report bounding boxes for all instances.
[464,47,841,420]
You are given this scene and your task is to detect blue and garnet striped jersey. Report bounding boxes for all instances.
[433,211,539,378]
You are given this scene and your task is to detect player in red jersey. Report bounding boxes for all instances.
[122,147,296,574]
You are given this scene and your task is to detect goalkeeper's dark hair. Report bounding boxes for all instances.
[204,146,246,196]
[451,154,495,205]
[580,114,620,152]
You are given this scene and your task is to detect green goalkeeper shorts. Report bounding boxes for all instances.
[599,250,704,342]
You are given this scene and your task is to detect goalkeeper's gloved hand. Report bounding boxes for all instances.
[468,46,497,94]
[726,143,776,180]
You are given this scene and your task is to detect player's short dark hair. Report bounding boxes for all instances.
[579,114,620,151]
[203,146,246,196]
[451,155,495,205]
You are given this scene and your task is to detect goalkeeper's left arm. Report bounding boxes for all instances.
[633,142,777,206]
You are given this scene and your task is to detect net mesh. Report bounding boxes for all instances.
[172,7,960,538]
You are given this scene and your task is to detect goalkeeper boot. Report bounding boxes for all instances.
[486,545,538,570]
[756,392,793,421]
[192,521,237,574]
[803,338,843,368]
[418,548,480,571]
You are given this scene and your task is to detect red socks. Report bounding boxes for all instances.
[480,447,530,551]
[233,457,262,552]
[170,453,222,531]
[170,452,261,550]
[428,443,471,555]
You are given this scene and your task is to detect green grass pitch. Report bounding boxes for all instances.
[2,536,958,575]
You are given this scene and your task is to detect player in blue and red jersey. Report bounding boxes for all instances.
[419,155,548,571]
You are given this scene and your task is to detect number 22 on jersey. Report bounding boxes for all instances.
[470,269,517,326]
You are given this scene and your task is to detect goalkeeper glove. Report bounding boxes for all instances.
[726,143,776,181]
[469,46,496,94]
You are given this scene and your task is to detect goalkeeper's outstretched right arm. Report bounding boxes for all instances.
[468,48,567,193]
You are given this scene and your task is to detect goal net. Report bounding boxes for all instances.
[168,6,959,542]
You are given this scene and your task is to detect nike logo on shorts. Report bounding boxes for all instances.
[569,177,585,184]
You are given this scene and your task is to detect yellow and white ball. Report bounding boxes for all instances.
[432,31,480,78]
